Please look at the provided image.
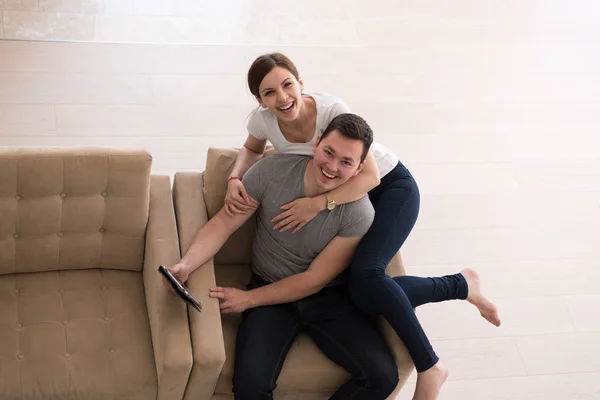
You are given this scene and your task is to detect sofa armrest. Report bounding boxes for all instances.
[380,251,415,397]
[173,172,226,400]
[143,175,193,400]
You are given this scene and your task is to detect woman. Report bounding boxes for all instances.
[225,52,500,400]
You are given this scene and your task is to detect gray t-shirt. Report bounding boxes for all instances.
[242,154,375,283]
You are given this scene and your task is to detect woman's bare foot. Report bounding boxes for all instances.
[461,268,501,327]
[413,361,449,400]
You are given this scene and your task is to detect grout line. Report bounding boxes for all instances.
[593,192,600,208]
[512,335,531,376]
[443,370,600,383]
[52,103,59,136]
[504,0,512,16]
[429,330,600,344]
[0,36,364,48]
[562,295,579,332]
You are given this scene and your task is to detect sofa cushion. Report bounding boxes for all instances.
[203,148,256,265]
[213,264,349,395]
[0,269,157,400]
[0,147,152,275]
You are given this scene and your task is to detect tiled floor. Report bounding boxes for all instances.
[1,1,600,399]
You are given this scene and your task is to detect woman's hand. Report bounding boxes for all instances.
[271,196,324,233]
[224,178,258,216]
[209,287,253,314]
[262,144,275,158]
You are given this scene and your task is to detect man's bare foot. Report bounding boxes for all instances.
[413,361,449,400]
[461,268,501,327]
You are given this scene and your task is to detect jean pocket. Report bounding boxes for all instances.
[246,274,270,290]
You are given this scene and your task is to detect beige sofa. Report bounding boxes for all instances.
[0,147,194,400]
[173,148,415,400]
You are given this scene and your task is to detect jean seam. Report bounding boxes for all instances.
[267,321,301,391]
[311,325,368,398]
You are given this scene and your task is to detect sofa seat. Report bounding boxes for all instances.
[172,152,415,400]
[213,264,350,397]
[0,268,157,400]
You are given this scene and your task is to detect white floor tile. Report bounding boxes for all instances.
[406,258,600,299]
[0,0,38,12]
[351,101,600,136]
[0,104,56,136]
[353,18,511,48]
[97,15,237,45]
[594,192,600,207]
[150,74,252,106]
[506,131,600,162]
[0,72,153,104]
[416,296,575,340]
[564,294,600,332]
[416,192,600,230]
[400,372,600,400]
[514,160,600,193]
[517,332,600,375]
[39,0,102,14]
[431,337,526,380]
[409,163,520,196]
[402,225,600,265]
[54,104,252,137]
[383,0,511,22]
[375,134,512,164]
[507,0,600,24]
[0,40,253,74]
[2,10,96,41]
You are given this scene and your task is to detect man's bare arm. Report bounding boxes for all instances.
[178,206,256,277]
[247,235,362,307]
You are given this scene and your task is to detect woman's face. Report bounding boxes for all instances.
[257,66,304,121]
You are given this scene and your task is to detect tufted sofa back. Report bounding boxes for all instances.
[202,147,256,265]
[0,147,152,275]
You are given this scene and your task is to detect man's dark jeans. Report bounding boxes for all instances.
[232,275,399,400]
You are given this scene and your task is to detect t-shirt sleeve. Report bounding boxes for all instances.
[246,110,268,140]
[329,98,351,118]
[241,159,266,203]
[338,198,375,238]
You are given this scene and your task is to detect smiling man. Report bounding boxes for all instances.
[168,113,400,399]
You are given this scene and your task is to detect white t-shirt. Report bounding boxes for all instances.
[246,92,399,178]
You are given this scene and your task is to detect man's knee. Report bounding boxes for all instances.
[366,362,399,398]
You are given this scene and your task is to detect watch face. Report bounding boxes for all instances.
[327,202,336,210]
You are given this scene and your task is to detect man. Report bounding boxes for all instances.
[168,113,399,399]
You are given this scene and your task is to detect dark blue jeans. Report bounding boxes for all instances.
[232,275,399,400]
[348,162,468,373]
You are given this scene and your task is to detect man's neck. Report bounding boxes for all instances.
[303,160,324,198]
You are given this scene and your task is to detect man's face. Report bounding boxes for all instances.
[311,130,365,193]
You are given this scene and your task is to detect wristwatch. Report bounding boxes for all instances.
[325,193,337,211]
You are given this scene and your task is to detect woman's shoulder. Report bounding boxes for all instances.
[308,92,351,128]
[246,106,278,140]
[307,92,346,109]
[247,106,275,126]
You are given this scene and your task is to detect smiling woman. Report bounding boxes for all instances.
[219,51,501,400]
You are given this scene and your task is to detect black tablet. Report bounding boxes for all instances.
[158,265,202,312]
